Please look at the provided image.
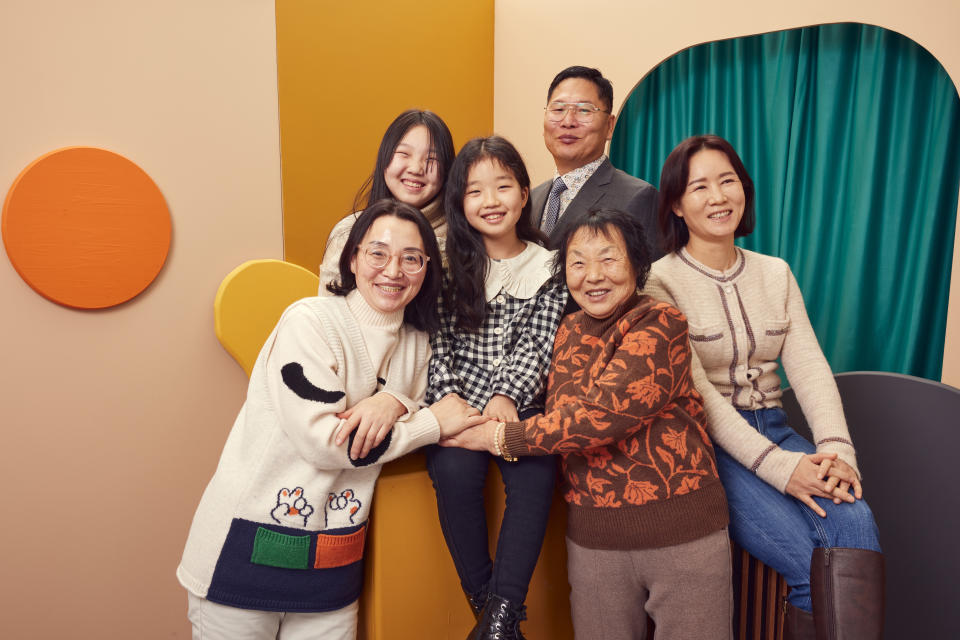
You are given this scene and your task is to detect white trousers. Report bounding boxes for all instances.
[187,593,358,640]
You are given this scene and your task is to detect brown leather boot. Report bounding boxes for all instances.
[783,599,816,640]
[811,547,885,639]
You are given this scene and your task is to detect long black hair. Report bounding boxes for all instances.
[352,109,456,212]
[327,198,442,333]
[443,135,547,331]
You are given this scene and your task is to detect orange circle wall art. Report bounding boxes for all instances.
[2,147,172,309]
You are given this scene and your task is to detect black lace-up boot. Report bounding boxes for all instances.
[465,586,488,620]
[467,593,527,640]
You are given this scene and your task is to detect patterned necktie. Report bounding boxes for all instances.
[542,176,567,235]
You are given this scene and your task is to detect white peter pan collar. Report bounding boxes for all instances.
[484,242,556,302]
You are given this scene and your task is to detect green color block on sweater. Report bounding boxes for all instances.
[251,527,310,570]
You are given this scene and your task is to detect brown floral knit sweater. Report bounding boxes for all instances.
[504,294,729,550]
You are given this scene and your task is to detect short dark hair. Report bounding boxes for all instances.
[657,134,756,254]
[546,66,614,112]
[552,208,652,292]
[353,109,456,212]
[327,198,442,333]
[443,135,547,331]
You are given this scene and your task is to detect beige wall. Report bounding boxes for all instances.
[0,2,281,638]
[494,0,960,387]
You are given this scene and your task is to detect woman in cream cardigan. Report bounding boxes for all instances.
[645,135,883,640]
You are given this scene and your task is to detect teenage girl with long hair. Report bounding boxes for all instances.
[318,109,455,292]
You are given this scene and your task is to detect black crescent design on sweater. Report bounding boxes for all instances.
[282,362,347,403]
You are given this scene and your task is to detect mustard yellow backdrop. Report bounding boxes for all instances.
[276,0,495,272]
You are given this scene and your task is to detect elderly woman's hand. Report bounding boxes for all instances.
[439,418,501,454]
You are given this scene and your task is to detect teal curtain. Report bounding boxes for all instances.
[611,23,960,381]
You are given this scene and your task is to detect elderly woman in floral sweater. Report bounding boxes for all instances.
[444,208,732,640]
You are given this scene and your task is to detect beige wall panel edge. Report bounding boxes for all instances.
[494,0,960,386]
[0,1,282,638]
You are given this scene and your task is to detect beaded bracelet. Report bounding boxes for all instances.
[492,421,503,458]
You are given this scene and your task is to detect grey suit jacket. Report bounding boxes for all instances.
[530,157,663,261]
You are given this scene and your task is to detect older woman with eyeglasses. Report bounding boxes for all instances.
[178,199,484,640]
[444,208,733,640]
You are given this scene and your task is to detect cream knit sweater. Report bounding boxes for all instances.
[177,291,440,611]
[645,248,858,493]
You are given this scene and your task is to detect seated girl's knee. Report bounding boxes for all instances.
[427,450,488,493]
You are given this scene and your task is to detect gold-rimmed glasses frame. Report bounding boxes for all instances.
[359,244,429,274]
[544,102,610,124]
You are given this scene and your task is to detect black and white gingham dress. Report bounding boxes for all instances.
[427,273,568,413]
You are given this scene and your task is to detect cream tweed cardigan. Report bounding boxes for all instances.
[645,248,858,493]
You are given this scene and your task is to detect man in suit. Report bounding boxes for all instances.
[531,66,663,260]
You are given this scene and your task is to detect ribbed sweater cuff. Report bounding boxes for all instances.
[816,441,861,480]
[754,447,805,493]
[403,408,442,448]
[503,421,532,456]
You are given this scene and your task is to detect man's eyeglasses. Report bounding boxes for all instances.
[544,102,610,124]
[359,244,429,274]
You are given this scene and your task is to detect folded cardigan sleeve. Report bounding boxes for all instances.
[382,327,432,416]
[779,267,859,477]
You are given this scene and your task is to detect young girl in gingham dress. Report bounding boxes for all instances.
[425,136,567,639]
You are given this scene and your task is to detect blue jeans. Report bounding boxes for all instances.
[715,407,881,612]
[424,443,556,603]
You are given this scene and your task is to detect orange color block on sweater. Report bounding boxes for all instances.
[314,524,367,569]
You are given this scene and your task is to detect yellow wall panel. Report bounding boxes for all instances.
[276,0,495,272]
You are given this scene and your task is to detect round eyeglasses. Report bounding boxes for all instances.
[360,244,429,274]
[544,101,610,124]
